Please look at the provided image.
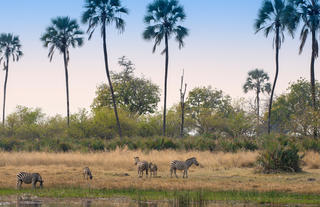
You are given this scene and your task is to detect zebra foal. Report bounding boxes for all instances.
[170,157,199,178]
[83,167,93,180]
[134,157,149,178]
[16,172,44,189]
[149,162,158,177]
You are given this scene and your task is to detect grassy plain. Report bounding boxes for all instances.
[0,149,320,194]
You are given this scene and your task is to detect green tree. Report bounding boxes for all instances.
[5,106,44,139]
[0,33,23,125]
[291,0,320,137]
[270,78,320,136]
[40,16,84,127]
[255,0,298,134]
[82,0,128,138]
[143,0,189,136]
[186,86,232,135]
[243,69,271,126]
[92,57,160,115]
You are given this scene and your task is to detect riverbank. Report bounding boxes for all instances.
[0,188,320,205]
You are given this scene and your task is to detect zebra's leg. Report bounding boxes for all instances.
[17,180,22,190]
[170,168,173,178]
[183,170,185,178]
[174,169,178,178]
[146,168,148,178]
[186,170,188,178]
[32,180,36,189]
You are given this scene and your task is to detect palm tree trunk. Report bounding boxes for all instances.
[63,50,70,127]
[311,29,317,138]
[256,90,260,126]
[268,26,280,134]
[163,33,169,137]
[102,20,122,138]
[2,57,9,125]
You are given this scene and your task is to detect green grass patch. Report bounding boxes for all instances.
[0,188,319,205]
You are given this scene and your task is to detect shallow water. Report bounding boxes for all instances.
[0,196,306,207]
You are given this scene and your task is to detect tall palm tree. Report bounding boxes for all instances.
[255,0,298,134]
[40,16,84,127]
[243,69,271,126]
[143,0,188,136]
[82,0,128,138]
[0,33,23,125]
[291,0,320,135]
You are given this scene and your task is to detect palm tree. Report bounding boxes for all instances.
[243,69,271,126]
[143,0,188,136]
[40,16,84,127]
[291,0,320,137]
[82,0,128,138]
[255,0,298,134]
[0,33,23,125]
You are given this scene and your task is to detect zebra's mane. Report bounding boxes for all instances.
[185,157,196,162]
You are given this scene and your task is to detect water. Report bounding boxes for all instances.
[0,195,305,207]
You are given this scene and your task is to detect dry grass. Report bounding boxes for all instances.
[0,149,320,193]
[303,151,320,169]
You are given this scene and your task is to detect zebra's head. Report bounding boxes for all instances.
[149,162,155,170]
[187,157,199,166]
[134,157,140,165]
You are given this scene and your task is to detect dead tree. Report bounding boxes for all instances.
[180,70,187,137]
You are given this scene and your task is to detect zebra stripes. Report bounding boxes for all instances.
[16,172,43,189]
[170,157,199,178]
[83,167,93,180]
[134,157,149,178]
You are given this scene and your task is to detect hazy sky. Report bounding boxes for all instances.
[0,0,317,116]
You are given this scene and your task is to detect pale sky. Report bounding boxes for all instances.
[0,0,317,116]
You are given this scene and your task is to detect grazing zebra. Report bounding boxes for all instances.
[83,167,93,180]
[170,157,199,178]
[16,172,43,189]
[134,157,149,178]
[149,162,158,177]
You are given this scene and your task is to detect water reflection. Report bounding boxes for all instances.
[16,195,42,207]
[0,196,290,207]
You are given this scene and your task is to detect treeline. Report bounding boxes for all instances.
[0,75,320,152]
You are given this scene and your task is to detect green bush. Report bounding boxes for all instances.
[257,135,303,173]
[302,138,320,152]
[0,138,21,151]
[58,143,72,152]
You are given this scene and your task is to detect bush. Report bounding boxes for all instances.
[257,135,303,173]
[58,143,72,152]
[0,138,21,151]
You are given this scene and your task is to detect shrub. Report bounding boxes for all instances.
[257,135,303,173]
[58,143,72,152]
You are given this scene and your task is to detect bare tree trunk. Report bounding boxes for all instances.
[2,57,9,125]
[102,20,122,138]
[268,26,280,134]
[163,33,169,137]
[180,70,187,137]
[311,29,317,138]
[256,90,260,126]
[63,50,70,127]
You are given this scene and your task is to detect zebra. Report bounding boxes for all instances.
[83,167,93,180]
[16,172,44,189]
[170,157,199,178]
[134,157,149,178]
[149,162,158,177]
